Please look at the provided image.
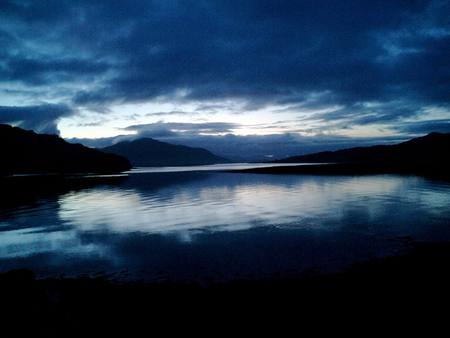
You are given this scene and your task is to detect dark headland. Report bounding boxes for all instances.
[102,137,229,166]
[0,124,131,176]
[231,132,450,178]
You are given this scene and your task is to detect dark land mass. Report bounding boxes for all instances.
[102,137,229,167]
[230,162,450,179]
[234,132,450,178]
[0,124,131,176]
[274,131,450,166]
[1,241,449,335]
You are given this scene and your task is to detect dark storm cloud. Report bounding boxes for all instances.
[1,0,449,135]
[307,101,423,129]
[1,58,111,86]
[0,104,73,134]
[396,119,450,134]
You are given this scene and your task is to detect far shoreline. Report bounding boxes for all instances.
[227,162,450,180]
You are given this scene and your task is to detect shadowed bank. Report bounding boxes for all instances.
[2,241,450,335]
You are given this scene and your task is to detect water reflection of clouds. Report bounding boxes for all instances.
[57,175,414,237]
[0,173,449,267]
[0,227,108,259]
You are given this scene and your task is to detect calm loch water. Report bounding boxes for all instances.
[1,168,450,282]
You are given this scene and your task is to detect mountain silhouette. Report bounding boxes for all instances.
[0,124,131,175]
[274,132,450,167]
[102,138,229,167]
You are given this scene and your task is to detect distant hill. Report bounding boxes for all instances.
[101,138,229,167]
[273,132,450,167]
[0,124,131,175]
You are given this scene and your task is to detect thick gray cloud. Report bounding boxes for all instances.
[0,0,449,138]
[0,104,73,134]
[123,122,239,136]
[395,119,450,134]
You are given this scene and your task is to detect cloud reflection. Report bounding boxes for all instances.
[1,173,449,280]
[57,175,411,236]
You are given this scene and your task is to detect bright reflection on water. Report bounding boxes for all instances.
[1,172,450,281]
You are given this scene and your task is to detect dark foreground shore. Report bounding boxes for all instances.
[2,241,450,335]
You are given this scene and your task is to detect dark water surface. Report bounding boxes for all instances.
[1,169,450,282]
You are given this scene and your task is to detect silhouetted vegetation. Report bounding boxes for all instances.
[0,124,131,175]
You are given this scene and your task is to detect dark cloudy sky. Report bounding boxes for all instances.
[1,0,449,158]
